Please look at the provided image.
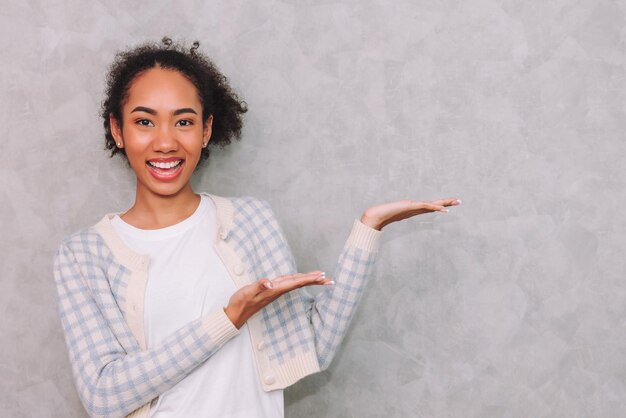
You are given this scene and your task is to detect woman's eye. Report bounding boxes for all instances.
[176,119,193,127]
[136,119,153,127]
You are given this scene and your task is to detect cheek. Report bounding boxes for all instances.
[123,130,150,152]
[181,131,204,153]
[122,137,150,168]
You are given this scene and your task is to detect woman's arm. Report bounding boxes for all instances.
[259,198,461,370]
[306,219,382,369]
[54,242,239,418]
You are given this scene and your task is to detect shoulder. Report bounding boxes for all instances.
[205,194,284,238]
[55,221,110,265]
[231,195,273,216]
[204,192,275,222]
[232,196,280,228]
[58,226,98,251]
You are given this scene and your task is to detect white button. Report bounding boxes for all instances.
[132,304,136,312]
[256,340,266,351]
[264,375,275,385]
[234,264,244,275]
[219,228,227,240]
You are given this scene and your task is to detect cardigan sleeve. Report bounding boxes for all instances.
[53,242,239,418]
[260,201,382,370]
[306,219,381,369]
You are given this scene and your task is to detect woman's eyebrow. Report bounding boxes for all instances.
[131,106,198,116]
[131,106,157,115]
[173,108,198,116]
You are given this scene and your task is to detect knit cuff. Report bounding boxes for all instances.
[346,219,382,253]
[202,308,240,346]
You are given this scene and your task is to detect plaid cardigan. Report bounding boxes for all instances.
[53,193,381,418]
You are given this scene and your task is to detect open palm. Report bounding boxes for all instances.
[361,197,461,230]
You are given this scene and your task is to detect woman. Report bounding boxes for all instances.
[53,38,461,418]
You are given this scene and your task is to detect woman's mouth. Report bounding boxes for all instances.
[146,159,184,181]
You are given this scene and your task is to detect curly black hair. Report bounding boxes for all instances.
[101,37,247,164]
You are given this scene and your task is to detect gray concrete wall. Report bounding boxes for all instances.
[2,0,625,416]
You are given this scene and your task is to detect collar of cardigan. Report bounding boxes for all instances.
[93,193,235,271]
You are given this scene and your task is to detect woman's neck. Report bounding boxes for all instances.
[120,184,201,230]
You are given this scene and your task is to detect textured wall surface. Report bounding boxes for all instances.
[2,0,625,417]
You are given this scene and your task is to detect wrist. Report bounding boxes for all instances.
[224,304,244,329]
[360,213,383,231]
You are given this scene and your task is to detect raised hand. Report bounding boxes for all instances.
[360,197,462,231]
[224,271,332,329]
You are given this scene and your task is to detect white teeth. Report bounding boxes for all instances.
[149,160,182,169]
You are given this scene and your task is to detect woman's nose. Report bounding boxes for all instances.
[153,125,179,152]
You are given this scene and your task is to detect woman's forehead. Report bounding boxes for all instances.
[124,67,201,111]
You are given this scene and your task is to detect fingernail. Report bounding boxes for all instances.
[320,272,326,278]
[325,281,335,285]
[264,281,273,289]
[441,208,449,212]
[455,199,462,205]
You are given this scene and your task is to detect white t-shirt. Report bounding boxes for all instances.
[111,195,284,418]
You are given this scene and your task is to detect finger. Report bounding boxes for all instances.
[271,272,305,284]
[272,274,325,287]
[296,275,334,287]
[257,278,273,292]
[430,197,462,207]
[412,201,448,213]
[272,270,324,285]
[274,274,334,292]
[270,273,299,285]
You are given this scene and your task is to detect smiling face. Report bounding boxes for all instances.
[109,66,212,200]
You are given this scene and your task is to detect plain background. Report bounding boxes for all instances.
[2,0,625,417]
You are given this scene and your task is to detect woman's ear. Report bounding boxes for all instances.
[109,113,124,148]
[202,115,213,148]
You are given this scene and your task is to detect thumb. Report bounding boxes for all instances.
[257,278,273,291]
